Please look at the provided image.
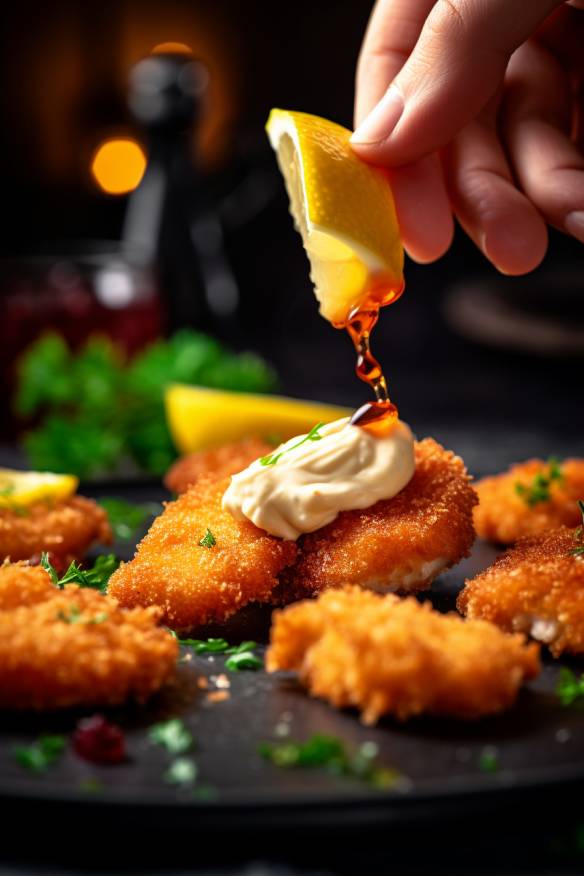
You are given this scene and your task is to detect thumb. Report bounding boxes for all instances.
[351,0,563,166]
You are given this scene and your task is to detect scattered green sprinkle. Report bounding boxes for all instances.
[514,457,564,507]
[557,667,584,706]
[149,719,194,755]
[478,747,499,773]
[198,528,216,548]
[99,498,161,541]
[14,735,66,772]
[165,757,198,786]
[225,651,263,672]
[41,553,119,593]
[177,637,258,655]
[260,422,325,466]
[258,734,405,789]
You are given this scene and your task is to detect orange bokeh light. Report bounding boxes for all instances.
[151,42,193,56]
[91,138,147,195]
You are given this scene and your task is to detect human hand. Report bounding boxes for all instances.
[351,0,584,273]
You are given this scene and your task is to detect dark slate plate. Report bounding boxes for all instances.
[1,482,583,834]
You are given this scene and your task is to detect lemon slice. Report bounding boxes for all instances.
[0,469,79,509]
[266,109,403,326]
[165,384,351,454]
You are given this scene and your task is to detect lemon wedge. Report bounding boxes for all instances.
[165,384,351,454]
[0,469,79,509]
[266,109,403,326]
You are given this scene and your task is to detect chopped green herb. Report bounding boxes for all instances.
[149,719,194,755]
[260,422,325,467]
[14,735,66,772]
[557,667,584,705]
[225,651,263,671]
[41,553,119,592]
[570,500,584,557]
[198,528,216,548]
[165,757,198,786]
[515,457,564,507]
[177,637,259,656]
[259,734,405,789]
[99,498,161,541]
[478,747,499,773]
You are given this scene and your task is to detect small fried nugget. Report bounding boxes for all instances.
[267,587,540,724]
[0,496,112,563]
[108,476,297,630]
[458,527,584,657]
[165,437,272,494]
[474,458,584,544]
[0,566,178,710]
[278,438,477,600]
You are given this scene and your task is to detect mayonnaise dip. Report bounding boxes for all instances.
[221,416,415,540]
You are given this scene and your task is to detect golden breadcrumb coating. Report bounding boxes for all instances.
[277,438,477,601]
[108,476,297,631]
[0,496,112,562]
[267,587,540,724]
[164,437,272,494]
[474,458,584,544]
[0,564,178,710]
[458,527,584,657]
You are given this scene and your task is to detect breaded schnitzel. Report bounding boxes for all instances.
[277,438,477,601]
[474,458,584,544]
[165,437,272,494]
[458,526,584,657]
[108,476,297,630]
[0,563,177,710]
[0,496,112,563]
[267,587,540,724]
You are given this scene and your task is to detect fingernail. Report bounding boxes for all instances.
[351,87,404,146]
[565,210,584,243]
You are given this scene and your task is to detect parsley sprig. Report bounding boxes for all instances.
[198,528,216,548]
[260,422,325,467]
[176,636,263,671]
[557,667,584,705]
[570,500,584,557]
[14,735,66,772]
[149,719,194,755]
[515,457,564,507]
[40,553,119,592]
[259,734,405,789]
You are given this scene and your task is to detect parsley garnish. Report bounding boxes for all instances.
[149,719,194,755]
[570,500,584,557]
[40,553,119,592]
[14,735,66,772]
[260,423,325,467]
[165,757,198,786]
[556,667,584,705]
[56,605,108,625]
[177,637,258,655]
[198,528,216,548]
[515,457,564,507]
[99,498,161,541]
[259,735,404,789]
[225,651,263,671]
[478,747,499,773]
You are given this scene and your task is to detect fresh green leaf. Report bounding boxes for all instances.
[178,637,230,653]
[557,667,584,706]
[14,735,66,772]
[260,422,325,467]
[164,757,198,786]
[99,497,161,541]
[149,719,194,755]
[225,651,263,671]
[40,552,59,586]
[42,554,119,593]
[198,528,216,548]
[515,457,565,507]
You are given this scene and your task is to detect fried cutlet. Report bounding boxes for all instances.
[277,438,477,601]
[267,587,540,724]
[0,563,177,710]
[164,437,272,494]
[108,476,297,631]
[0,496,112,563]
[458,527,584,657]
[474,458,584,544]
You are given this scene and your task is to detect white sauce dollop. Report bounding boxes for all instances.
[222,416,415,540]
